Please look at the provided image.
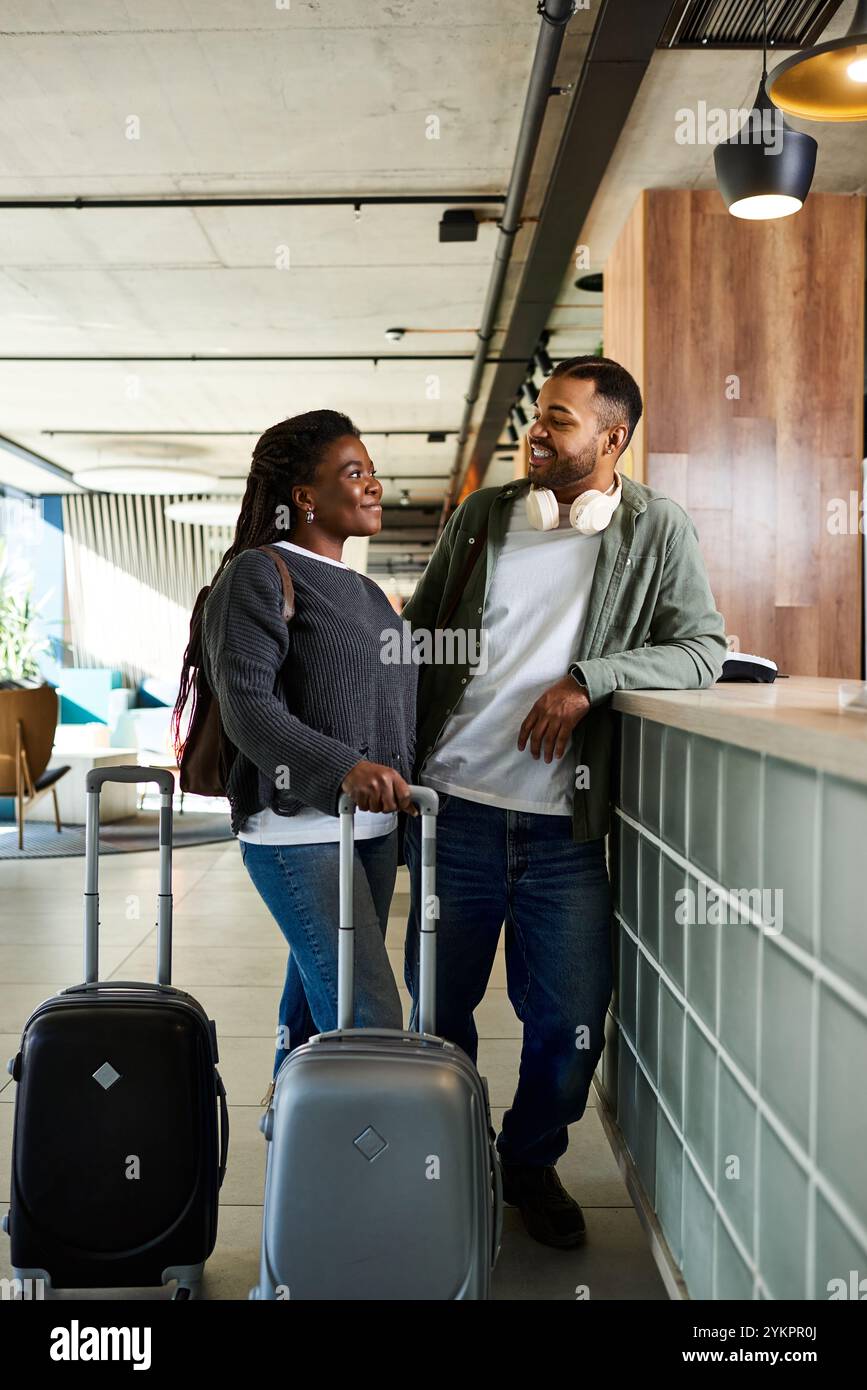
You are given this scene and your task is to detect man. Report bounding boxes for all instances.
[402,356,727,1249]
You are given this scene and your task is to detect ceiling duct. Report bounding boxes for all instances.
[659,0,844,48]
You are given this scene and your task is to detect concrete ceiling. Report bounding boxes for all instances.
[0,0,596,578]
[1,1,865,576]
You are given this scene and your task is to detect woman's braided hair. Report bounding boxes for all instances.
[172,409,360,758]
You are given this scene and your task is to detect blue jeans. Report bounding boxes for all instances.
[404,794,613,1167]
[240,831,402,1076]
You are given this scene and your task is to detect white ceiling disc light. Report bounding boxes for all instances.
[72,466,219,494]
[164,500,241,526]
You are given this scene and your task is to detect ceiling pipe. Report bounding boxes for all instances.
[0,193,505,210]
[440,0,577,526]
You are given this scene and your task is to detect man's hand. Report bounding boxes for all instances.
[517,675,591,763]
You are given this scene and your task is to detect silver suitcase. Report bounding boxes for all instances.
[250,786,502,1301]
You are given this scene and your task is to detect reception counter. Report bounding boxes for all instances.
[593,677,867,1301]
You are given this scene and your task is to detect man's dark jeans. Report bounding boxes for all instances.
[405,793,613,1167]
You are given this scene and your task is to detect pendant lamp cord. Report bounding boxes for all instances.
[762,0,768,81]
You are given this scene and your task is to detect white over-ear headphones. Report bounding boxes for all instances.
[526,472,622,536]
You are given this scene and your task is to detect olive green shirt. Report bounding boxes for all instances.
[403,474,727,843]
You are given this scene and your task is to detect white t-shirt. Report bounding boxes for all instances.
[420,498,604,815]
[238,541,397,846]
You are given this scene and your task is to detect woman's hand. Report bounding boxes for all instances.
[341,761,418,815]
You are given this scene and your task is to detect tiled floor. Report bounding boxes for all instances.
[0,840,667,1301]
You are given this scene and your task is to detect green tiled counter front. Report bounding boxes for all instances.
[596,707,867,1301]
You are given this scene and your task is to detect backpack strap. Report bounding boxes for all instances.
[257,545,295,622]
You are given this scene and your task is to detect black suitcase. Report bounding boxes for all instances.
[4,767,229,1298]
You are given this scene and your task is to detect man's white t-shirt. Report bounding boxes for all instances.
[420,498,604,815]
[238,541,396,846]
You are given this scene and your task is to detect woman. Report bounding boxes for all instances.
[176,410,416,1077]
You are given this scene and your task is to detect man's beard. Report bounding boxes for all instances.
[535,437,599,492]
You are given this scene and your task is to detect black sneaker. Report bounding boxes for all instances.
[501,1163,587,1249]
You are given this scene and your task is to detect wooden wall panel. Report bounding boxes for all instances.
[819,453,862,676]
[691,508,733,627]
[605,189,864,678]
[647,453,689,508]
[645,191,692,458]
[603,193,647,481]
[731,417,777,661]
[770,205,824,610]
[686,195,736,520]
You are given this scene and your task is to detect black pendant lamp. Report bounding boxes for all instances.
[714,84,818,219]
[767,0,867,122]
[714,2,817,221]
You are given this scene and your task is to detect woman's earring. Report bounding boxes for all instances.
[305,509,314,524]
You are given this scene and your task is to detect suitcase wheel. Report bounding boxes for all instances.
[172,1282,201,1301]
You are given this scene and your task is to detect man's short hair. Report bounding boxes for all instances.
[549,355,643,449]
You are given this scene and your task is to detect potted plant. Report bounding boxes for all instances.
[0,539,50,687]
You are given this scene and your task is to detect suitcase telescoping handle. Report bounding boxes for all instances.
[338,786,438,1035]
[84,766,175,986]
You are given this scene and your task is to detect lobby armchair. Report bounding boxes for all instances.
[0,685,70,849]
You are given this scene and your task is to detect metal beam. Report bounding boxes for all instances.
[443,0,676,515]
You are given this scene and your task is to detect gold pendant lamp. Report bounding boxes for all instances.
[766,0,867,121]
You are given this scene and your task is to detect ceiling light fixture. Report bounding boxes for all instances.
[767,0,867,121]
[384,327,406,342]
[714,1,817,220]
[73,466,219,495]
[438,209,479,242]
[164,500,241,526]
[574,272,603,293]
[399,490,411,507]
[534,341,554,376]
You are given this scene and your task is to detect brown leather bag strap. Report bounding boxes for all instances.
[438,521,488,630]
[257,545,295,622]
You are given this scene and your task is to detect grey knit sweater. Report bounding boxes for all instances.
[201,546,417,834]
